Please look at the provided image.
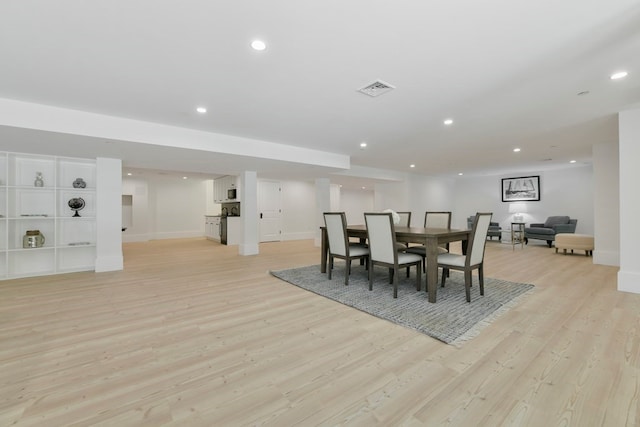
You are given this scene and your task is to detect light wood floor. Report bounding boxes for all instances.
[1,238,637,426]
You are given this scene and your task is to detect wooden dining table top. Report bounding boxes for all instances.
[342,224,469,242]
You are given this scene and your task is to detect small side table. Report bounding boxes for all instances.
[511,222,526,250]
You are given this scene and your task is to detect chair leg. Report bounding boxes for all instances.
[388,268,394,284]
[441,268,448,287]
[393,269,398,298]
[406,266,410,278]
[464,269,472,302]
[415,262,421,291]
[344,261,349,286]
[479,264,484,296]
[368,260,373,291]
[328,257,333,279]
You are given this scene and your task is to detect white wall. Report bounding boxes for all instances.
[280,179,316,241]
[374,181,408,213]
[122,174,208,242]
[452,166,594,235]
[121,178,149,242]
[339,188,375,224]
[407,175,457,226]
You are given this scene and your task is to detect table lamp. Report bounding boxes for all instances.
[509,202,527,222]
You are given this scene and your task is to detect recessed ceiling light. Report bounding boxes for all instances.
[127,173,132,176]
[196,107,207,113]
[569,160,577,163]
[410,164,415,168]
[513,148,521,152]
[610,71,628,80]
[183,176,188,180]
[251,40,266,51]
[458,173,463,176]
[444,119,453,125]
[360,142,367,149]
[362,186,366,190]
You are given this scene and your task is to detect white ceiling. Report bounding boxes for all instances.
[1,1,639,187]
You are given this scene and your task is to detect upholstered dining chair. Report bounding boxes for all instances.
[395,211,412,250]
[364,212,422,298]
[437,212,492,302]
[324,212,369,285]
[406,211,452,272]
[396,211,411,227]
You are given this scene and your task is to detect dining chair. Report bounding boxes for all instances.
[437,212,492,302]
[396,211,411,227]
[323,212,369,285]
[364,212,422,298]
[406,211,452,272]
[395,211,412,251]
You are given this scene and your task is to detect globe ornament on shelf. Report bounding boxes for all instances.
[68,197,85,217]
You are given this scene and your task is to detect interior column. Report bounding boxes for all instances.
[239,171,259,256]
[315,178,330,247]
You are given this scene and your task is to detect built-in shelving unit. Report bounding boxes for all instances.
[0,152,97,280]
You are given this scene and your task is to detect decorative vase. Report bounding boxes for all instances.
[23,230,45,248]
[34,172,44,187]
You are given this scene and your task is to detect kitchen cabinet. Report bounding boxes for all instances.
[213,175,240,203]
[205,215,221,241]
[0,152,97,280]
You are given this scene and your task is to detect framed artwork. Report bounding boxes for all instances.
[501,175,540,202]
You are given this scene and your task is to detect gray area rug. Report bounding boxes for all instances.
[270,265,534,345]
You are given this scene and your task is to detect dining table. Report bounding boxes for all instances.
[320,224,470,303]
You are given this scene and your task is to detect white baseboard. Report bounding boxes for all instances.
[282,231,315,241]
[618,270,640,294]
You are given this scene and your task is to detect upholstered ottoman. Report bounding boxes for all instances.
[555,233,594,256]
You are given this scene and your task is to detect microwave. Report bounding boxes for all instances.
[227,188,237,200]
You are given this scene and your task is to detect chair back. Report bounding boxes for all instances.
[397,211,411,227]
[324,212,348,257]
[424,211,451,228]
[365,213,398,264]
[468,212,492,266]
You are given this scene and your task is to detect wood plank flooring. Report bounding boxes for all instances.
[1,238,637,426]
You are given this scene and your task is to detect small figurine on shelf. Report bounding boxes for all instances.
[34,172,44,187]
[72,178,86,188]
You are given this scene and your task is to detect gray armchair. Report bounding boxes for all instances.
[467,215,502,241]
[524,216,577,247]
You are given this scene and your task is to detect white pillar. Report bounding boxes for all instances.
[618,108,640,293]
[593,140,620,266]
[239,171,259,255]
[315,178,331,247]
[95,157,123,272]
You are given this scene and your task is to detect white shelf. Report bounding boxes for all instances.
[0,152,97,280]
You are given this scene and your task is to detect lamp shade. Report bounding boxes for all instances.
[509,202,527,222]
[508,202,527,214]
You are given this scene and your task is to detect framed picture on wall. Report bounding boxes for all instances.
[501,175,540,202]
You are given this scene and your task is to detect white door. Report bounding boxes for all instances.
[259,180,282,242]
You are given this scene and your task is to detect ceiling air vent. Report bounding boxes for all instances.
[357,80,395,97]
